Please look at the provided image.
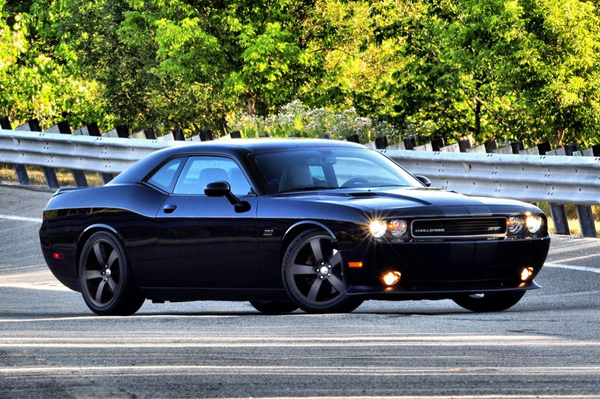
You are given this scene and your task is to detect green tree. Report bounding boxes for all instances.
[363,0,600,147]
[1,0,107,130]
[131,0,321,131]
[513,0,600,146]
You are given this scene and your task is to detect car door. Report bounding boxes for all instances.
[155,155,260,291]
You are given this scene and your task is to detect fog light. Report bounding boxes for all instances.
[383,271,402,286]
[520,267,534,281]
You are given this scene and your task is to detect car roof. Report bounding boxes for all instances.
[166,138,364,153]
[108,138,369,185]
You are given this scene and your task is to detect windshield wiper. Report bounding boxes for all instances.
[280,186,338,193]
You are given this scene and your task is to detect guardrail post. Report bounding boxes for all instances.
[573,147,598,238]
[575,205,597,238]
[484,140,497,153]
[545,146,571,235]
[144,128,156,140]
[403,137,416,150]
[82,123,115,185]
[18,119,60,189]
[549,204,570,235]
[537,142,551,155]
[511,141,524,154]
[173,128,185,141]
[1,116,30,185]
[200,130,214,141]
[375,136,388,149]
[431,138,444,152]
[46,121,88,187]
[458,138,471,152]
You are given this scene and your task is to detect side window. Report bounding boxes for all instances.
[173,156,252,196]
[146,158,184,192]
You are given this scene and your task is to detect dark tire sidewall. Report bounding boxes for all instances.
[78,231,142,316]
[452,291,526,312]
[282,229,355,313]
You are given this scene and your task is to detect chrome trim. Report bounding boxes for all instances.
[410,217,508,239]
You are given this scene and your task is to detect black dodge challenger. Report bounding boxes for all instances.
[39,139,550,315]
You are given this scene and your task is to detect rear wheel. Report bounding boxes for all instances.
[282,229,363,313]
[249,300,298,314]
[452,291,526,312]
[79,231,145,316]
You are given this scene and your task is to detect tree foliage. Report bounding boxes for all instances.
[2,0,600,147]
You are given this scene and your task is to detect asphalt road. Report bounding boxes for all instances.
[1,184,600,399]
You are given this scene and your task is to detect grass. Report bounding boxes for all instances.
[538,202,600,237]
[0,164,104,187]
[545,213,600,237]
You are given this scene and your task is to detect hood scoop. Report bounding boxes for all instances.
[348,191,376,198]
[347,189,433,206]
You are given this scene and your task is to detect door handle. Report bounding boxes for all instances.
[163,204,177,214]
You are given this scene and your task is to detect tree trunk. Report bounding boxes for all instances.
[247,94,256,116]
[474,97,482,137]
[556,127,566,148]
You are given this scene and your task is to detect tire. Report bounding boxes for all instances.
[249,300,299,314]
[282,229,363,313]
[78,231,145,316]
[452,291,526,312]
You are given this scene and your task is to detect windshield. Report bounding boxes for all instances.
[251,147,423,194]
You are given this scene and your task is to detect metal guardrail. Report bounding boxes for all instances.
[0,129,180,174]
[1,128,599,237]
[383,150,600,206]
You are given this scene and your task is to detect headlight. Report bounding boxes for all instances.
[526,214,543,234]
[369,219,408,239]
[507,216,525,235]
[388,219,408,237]
[369,220,387,238]
[507,214,544,236]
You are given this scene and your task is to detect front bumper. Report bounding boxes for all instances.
[341,236,551,300]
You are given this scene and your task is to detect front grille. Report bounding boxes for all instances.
[411,217,507,239]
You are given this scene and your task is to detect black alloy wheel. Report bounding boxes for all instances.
[282,229,363,313]
[452,291,526,312]
[79,231,145,316]
[249,300,299,314]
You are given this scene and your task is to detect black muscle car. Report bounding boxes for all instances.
[39,139,550,315]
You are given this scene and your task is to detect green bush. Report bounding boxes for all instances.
[227,100,400,144]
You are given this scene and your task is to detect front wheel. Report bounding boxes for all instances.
[282,229,363,313]
[452,291,526,312]
[79,231,145,316]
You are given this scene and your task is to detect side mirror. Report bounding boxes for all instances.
[204,181,252,213]
[204,181,231,197]
[415,175,431,187]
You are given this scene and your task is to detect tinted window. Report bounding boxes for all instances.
[146,158,184,192]
[173,156,252,196]
[252,148,421,193]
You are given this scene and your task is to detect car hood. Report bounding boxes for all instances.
[277,187,538,217]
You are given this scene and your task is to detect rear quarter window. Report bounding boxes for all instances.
[146,158,184,192]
